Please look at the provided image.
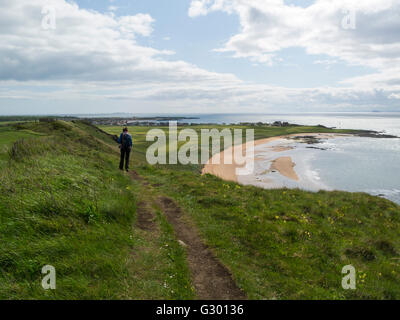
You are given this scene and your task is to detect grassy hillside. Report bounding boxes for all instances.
[101,124,400,300]
[0,121,193,299]
[0,121,399,299]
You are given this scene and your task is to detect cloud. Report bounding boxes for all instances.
[118,14,154,37]
[189,0,400,70]
[186,0,400,110]
[0,0,237,84]
[0,0,399,114]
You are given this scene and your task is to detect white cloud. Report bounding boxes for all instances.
[0,0,237,84]
[186,0,400,110]
[118,14,154,37]
[0,0,399,114]
[189,0,400,70]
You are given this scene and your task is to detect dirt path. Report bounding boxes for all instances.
[128,171,155,231]
[135,201,156,231]
[129,170,246,300]
[157,196,247,300]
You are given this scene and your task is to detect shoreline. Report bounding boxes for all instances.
[202,133,350,184]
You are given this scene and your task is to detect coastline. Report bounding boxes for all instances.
[202,133,349,184]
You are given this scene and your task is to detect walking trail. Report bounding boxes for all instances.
[129,170,247,300]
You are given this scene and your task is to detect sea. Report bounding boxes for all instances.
[167,112,400,205]
[180,112,400,137]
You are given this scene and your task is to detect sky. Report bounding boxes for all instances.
[0,0,400,115]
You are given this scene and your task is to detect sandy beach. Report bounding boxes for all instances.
[202,133,348,184]
[270,157,299,181]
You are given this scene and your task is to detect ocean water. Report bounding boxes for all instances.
[180,112,400,137]
[309,136,400,204]
[237,135,400,205]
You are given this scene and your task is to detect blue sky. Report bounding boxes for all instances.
[76,0,374,88]
[0,0,399,115]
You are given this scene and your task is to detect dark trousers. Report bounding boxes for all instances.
[120,147,131,170]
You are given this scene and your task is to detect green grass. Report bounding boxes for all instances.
[0,121,193,299]
[0,121,25,126]
[101,124,400,300]
[1,121,399,300]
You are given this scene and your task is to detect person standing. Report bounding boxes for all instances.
[118,127,133,172]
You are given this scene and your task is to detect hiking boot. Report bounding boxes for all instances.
[126,169,129,172]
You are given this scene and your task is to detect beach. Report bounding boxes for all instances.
[203,132,400,204]
[202,133,345,185]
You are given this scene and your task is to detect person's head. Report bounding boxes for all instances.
[123,127,128,133]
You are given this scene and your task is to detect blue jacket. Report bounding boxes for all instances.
[118,133,133,148]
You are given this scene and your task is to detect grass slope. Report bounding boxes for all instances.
[0,121,193,299]
[102,124,400,299]
[1,121,399,300]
